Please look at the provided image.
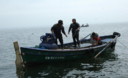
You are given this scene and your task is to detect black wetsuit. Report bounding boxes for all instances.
[68,22,80,47]
[51,24,66,48]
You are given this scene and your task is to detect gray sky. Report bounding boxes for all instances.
[0,0,128,29]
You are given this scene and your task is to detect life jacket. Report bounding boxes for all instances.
[93,37,102,45]
[93,37,101,41]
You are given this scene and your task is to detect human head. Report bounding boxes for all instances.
[92,32,96,36]
[58,20,63,25]
[91,32,98,38]
[72,18,76,23]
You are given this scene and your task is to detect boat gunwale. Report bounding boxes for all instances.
[21,43,108,52]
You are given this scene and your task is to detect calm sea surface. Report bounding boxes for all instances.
[0,23,128,78]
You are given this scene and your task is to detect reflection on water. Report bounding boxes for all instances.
[16,51,118,78]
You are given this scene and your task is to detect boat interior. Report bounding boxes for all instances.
[55,35,115,49]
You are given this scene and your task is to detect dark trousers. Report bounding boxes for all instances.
[55,35,63,48]
[72,33,80,47]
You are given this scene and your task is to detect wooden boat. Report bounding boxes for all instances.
[81,24,89,27]
[14,32,120,65]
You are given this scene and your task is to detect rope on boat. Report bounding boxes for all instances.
[94,35,119,58]
[118,39,128,49]
[80,33,91,41]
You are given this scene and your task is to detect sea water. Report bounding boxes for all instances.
[0,22,128,78]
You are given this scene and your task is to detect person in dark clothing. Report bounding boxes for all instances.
[68,19,80,47]
[51,20,67,48]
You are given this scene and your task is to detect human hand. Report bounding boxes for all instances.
[76,29,79,31]
[65,34,68,37]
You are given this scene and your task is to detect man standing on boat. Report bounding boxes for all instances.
[68,18,80,47]
[51,20,67,48]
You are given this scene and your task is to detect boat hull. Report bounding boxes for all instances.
[21,42,116,64]
[18,32,120,65]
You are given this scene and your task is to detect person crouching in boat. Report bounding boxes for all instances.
[39,33,58,49]
[51,20,67,48]
[90,32,102,45]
